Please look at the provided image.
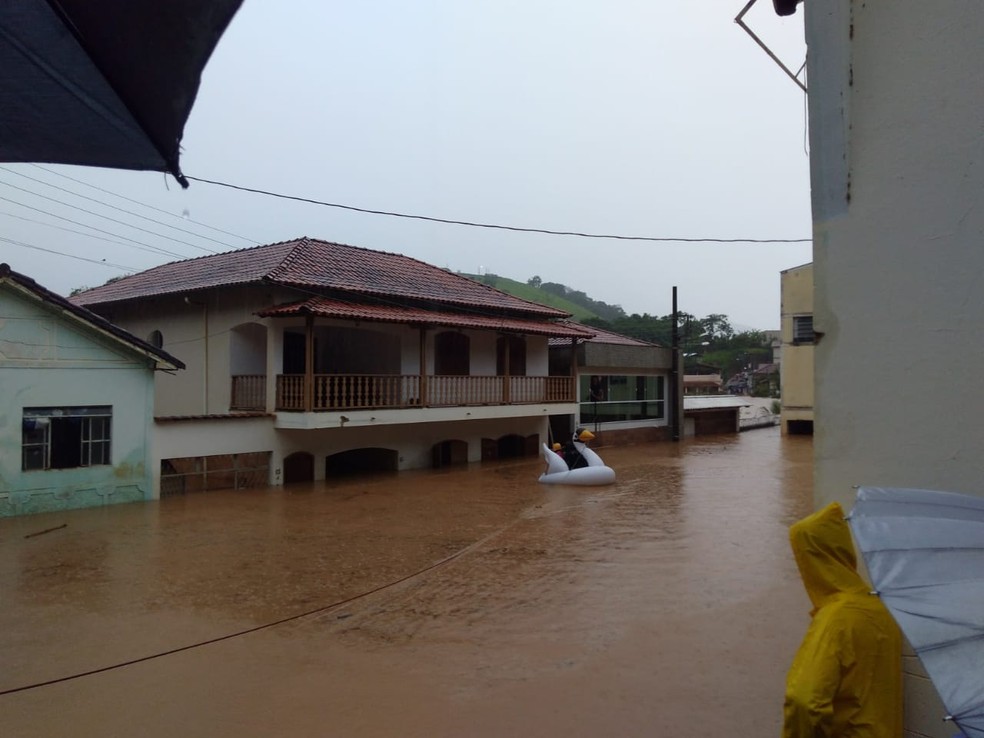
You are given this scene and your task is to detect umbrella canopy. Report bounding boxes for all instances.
[848,486,984,737]
[0,0,243,187]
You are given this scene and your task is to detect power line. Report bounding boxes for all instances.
[186,175,812,245]
[0,236,135,272]
[0,516,515,697]
[1,167,236,251]
[0,193,188,260]
[0,209,135,249]
[0,178,215,255]
[30,164,257,245]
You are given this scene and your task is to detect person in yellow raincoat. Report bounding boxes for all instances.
[782,502,903,737]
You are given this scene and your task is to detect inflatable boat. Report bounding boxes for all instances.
[538,440,616,486]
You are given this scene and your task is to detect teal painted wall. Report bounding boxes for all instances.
[0,285,157,517]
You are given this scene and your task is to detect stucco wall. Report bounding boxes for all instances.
[806,3,984,734]
[0,288,156,516]
[154,414,548,487]
[779,264,814,428]
[97,288,557,417]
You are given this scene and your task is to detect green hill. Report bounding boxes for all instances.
[461,273,600,321]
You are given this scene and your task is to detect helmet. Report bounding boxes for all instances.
[552,443,562,451]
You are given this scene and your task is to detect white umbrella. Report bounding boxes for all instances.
[848,486,984,738]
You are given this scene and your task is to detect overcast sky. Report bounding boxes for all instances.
[1,0,811,330]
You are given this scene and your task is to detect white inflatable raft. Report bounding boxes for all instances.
[538,442,616,486]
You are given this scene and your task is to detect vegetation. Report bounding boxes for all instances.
[460,273,604,321]
[470,272,774,382]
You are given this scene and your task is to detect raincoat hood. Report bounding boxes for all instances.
[783,502,903,738]
[789,502,869,614]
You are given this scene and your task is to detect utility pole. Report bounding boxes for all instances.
[671,286,681,441]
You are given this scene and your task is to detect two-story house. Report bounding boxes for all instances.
[73,237,595,493]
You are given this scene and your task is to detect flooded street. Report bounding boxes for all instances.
[1,428,813,737]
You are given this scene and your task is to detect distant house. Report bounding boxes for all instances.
[0,264,182,517]
[682,395,747,435]
[72,238,593,491]
[779,263,813,434]
[683,373,723,395]
[548,325,676,444]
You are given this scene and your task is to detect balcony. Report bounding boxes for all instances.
[239,374,576,411]
[230,374,266,411]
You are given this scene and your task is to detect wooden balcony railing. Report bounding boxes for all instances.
[230,374,267,411]
[273,374,574,411]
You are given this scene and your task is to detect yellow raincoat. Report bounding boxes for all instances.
[782,502,902,738]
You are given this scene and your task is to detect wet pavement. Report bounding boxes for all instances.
[1,428,813,737]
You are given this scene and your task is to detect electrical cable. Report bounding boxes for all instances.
[0,519,514,697]
[0,236,134,271]
[0,209,137,249]
[0,179,215,254]
[30,164,257,245]
[0,478,639,698]
[1,167,234,251]
[185,175,812,244]
[0,193,188,259]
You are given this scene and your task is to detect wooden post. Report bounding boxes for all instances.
[671,286,681,442]
[570,336,578,402]
[418,327,427,407]
[502,336,511,404]
[304,315,314,412]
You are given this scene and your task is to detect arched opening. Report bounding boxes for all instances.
[325,448,398,478]
[497,434,527,459]
[435,331,470,375]
[148,329,163,348]
[432,439,468,468]
[283,451,314,485]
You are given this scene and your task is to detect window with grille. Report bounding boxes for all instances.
[792,315,814,344]
[22,406,112,471]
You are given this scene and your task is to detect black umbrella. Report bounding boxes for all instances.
[0,0,243,188]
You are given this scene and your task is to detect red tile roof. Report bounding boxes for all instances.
[257,296,596,338]
[72,237,569,318]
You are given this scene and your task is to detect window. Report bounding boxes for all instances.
[792,315,814,344]
[579,375,665,424]
[22,407,112,471]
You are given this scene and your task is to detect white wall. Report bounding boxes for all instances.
[100,286,564,417]
[0,287,156,515]
[806,3,984,735]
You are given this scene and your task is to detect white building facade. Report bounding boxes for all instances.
[75,239,592,493]
[804,3,984,734]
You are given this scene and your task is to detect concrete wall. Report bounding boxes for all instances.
[0,286,156,516]
[806,3,984,734]
[154,413,548,487]
[779,263,814,432]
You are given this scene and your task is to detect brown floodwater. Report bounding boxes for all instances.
[1,428,813,737]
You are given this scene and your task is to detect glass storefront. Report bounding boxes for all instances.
[578,374,665,424]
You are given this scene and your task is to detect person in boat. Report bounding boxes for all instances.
[563,428,595,470]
